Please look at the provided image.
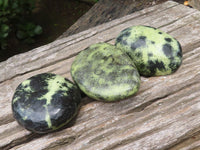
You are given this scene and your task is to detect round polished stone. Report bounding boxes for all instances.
[115,25,182,77]
[71,43,141,102]
[12,73,81,134]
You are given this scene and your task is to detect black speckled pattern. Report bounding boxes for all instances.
[115,25,182,76]
[12,73,81,134]
[71,43,141,102]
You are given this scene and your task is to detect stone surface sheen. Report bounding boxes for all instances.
[115,25,182,76]
[71,43,141,102]
[12,73,81,134]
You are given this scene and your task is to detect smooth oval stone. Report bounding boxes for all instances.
[71,43,140,102]
[115,25,182,77]
[12,73,81,134]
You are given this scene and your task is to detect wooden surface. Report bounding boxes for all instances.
[58,0,184,39]
[58,0,168,38]
[189,0,200,10]
[1,1,200,149]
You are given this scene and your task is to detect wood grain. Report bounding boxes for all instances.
[58,0,170,39]
[1,1,200,149]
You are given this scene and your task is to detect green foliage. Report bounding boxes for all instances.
[0,0,42,49]
[0,25,9,49]
[16,23,42,44]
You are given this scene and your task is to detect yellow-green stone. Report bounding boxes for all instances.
[71,43,141,102]
[115,25,182,76]
[12,73,81,134]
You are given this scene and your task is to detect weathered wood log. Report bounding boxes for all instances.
[58,0,169,39]
[1,1,200,149]
[189,0,200,10]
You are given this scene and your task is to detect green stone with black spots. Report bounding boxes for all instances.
[71,43,141,102]
[115,25,182,77]
[12,73,81,134]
